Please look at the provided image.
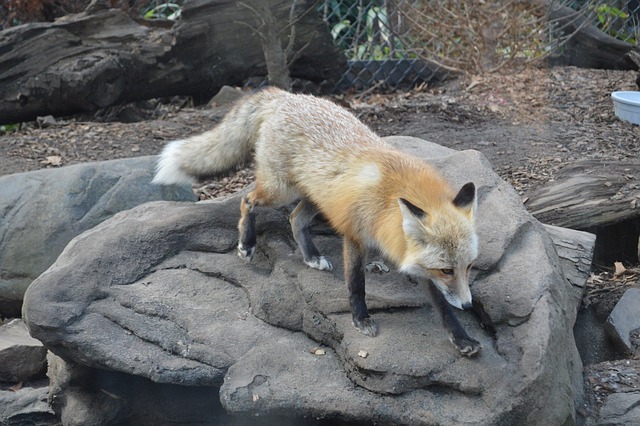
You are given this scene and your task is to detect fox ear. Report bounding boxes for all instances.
[453,182,476,218]
[398,198,428,239]
[399,198,425,218]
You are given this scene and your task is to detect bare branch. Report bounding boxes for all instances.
[236,1,267,41]
[287,40,312,67]
[396,0,599,74]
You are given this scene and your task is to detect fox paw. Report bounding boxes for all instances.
[305,256,333,271]
[365,260,390,274]
[353,317,378,337]
[452,336,481,358]
[237,243,255,262]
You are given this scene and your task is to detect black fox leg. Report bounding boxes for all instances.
[426,280,481,357]
[290,199,332,271]
[237,193,257,261]
[344,237,378,337]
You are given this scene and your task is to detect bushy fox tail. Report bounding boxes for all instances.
[152,93,266,186]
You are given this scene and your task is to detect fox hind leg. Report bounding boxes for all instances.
[238,182,283,262]
[290,199,332,271]
[365,260,389,274]
[238,192,259,261]
[238,178,301,262]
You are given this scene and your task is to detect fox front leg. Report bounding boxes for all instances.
[344,237,378,337]
[426,280,481,357]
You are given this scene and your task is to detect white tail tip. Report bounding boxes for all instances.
[152,140,194,186]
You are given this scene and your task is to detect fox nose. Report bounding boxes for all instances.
[461,301,473,310]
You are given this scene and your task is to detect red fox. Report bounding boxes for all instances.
[153,88,481,356]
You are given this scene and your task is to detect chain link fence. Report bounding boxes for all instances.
[584,0,640,43]
[322,0,640,92]
[3,0,638,92]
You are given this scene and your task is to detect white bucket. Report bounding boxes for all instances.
[611,91,640,125]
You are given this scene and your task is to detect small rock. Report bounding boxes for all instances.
[598,391,640,424]
[208,86,244,107]
[0,319,47,383]
[357,350,368,358]
[605,288,640,355]
[312,349,326,356]
[36,115,57,128]
[0,385,57,425]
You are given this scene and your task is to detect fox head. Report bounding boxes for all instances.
[397,182,478,310]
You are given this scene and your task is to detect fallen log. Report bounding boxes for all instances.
[0,0,346,125]
[545,3,640,70]
[543,224,595,304]
[526,159,640,229]
[523,0,640,70]
[526,159,640,264]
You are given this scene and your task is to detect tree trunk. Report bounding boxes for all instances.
[0,0,346,125]
[243,0,294,90]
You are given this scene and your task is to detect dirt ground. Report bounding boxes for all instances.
[1,65,639,422]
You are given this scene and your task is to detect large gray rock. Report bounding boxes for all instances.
[23,137,589,425]
[0,319,47,382]
[0,156,195,317]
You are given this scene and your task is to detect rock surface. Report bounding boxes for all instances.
[0,385,57,426]
[605,288,640,356]
[23,137,589,425]
[583,359,640,425]
[0,156,195,317]
[0,319,47,383]
[597,392,640,425]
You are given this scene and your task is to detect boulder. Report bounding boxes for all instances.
[0,156,195,317]
[0,319,47,382]
[23,137,589,425]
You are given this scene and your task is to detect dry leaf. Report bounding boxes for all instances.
[614,262,626,276]
[8,382,23,392]
[41,155,62,166]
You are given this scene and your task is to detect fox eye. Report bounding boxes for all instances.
[441,269,454,276]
